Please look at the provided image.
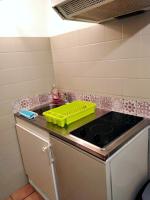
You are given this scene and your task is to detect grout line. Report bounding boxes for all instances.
[22,191,35,200]
[10,191,36,200]
[0,50,52,54]
[51,33,145,50]
[52,56,150,64]
[0,64,52,72]
[52,38,124,50]
[0,77,50,89]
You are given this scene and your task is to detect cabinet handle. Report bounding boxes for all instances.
[42,144,54,163]
[42,144,51,152]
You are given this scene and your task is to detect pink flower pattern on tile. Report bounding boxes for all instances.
[77,93,100,107]
[38,94,50,105]
[82,94,92,101]
[99,96,112,110]
[30,95,40,108]
[66,92,76,101]
[64,90,150,118]
[20,97,33,109]
[123,99,137,115]
[143,102,150,118]
[137,101,150,118]
[92,95,101,107]
[112,97,123,113]
[13,93,52,113]
[13,97,32,113]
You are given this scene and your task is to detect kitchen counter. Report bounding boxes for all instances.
[15,107,150,161]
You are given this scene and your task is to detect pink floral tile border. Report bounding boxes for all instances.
[12,90,75,113]
[13,92,52,113]
[13,89,150,119]
[63,90,150,119]
[136,101,150,118]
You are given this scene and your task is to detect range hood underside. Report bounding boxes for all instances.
[53,0,150,23]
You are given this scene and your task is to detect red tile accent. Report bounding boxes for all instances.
[11,184,35,200]
[24,192,44,200]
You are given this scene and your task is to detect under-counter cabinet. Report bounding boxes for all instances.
[110,127,148,200]
[16,117,149,200]
[16,118,59,200]
[50,127,149,200]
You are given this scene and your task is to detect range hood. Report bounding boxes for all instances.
[52,0,150,23]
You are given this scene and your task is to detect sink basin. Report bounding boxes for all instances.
[34,104,63,116]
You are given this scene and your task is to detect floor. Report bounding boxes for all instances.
[6,184,44,200]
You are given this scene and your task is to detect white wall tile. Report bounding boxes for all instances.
[78,24,105,45]
[51,10,150,100]
[0,37,54,200]
[0,51,52,70]
[0,128,27,199]
[72,77,123,95]
[0,78,51,102]
[0,65,50,86]
[51,31,79,49]
[123,79,150,99]
[54,57,150,81]
[0,100,13,116]
[0,114,15,131]
[0,38,51,52]
[140,35,150,57]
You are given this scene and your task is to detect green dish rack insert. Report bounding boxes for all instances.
[43,100,96,127]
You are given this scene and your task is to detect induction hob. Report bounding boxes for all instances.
[70,111,143,148]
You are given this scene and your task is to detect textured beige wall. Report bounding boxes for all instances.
[51,11,150,100]
[0,38,54,200]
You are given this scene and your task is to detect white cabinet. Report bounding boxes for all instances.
[16,117,149,200]
[109,127,149,200]
[50,127,149,200]
[16,120,58,200]
[50,136,108,200]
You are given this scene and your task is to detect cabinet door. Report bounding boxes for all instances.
[16,124,57,200]
[110,127,148,200]
[50,136,107,200]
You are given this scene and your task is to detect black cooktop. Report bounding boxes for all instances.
[70,111,143,148]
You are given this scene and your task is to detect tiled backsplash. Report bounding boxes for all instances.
[64,90,150,118]
[14,90,150,119]
[13,92,52,113]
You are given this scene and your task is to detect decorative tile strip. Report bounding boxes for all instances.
[13,88,150,119]
[62,89,150,118]
[13,93,52,113]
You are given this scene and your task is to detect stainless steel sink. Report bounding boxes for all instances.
[34,104,63,116]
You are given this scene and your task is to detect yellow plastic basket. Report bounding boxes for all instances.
[43,100,96,127]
